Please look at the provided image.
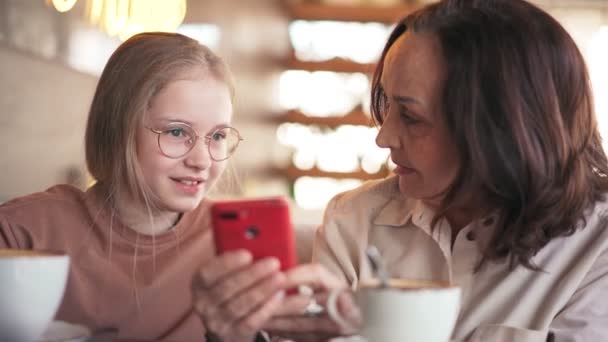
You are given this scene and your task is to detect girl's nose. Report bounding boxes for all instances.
[184,140,212,170]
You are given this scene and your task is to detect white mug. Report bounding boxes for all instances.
[0,249,70,342]
[327,278,461,342]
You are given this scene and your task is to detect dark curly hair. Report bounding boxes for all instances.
[371,0,608,269]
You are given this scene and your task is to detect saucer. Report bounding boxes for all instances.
[38,320,90,342]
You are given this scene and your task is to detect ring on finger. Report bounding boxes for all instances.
[303,297,325,317]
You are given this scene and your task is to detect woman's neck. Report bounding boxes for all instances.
[113,190,181,236]
[423,195,488,236]
[444,206,479,233]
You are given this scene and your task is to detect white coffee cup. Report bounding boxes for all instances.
[0,249,70,342]
[327,278,461,342]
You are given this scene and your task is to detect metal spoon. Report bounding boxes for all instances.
[366,245,389,288]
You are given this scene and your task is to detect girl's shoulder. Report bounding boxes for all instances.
[0,184,96,250]
[0,184,86,216]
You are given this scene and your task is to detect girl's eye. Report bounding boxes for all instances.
[168,128,184,137]
[211,131,227,141]
[162,127,190,139]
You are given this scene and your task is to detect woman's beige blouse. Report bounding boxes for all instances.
[313,176,608,342]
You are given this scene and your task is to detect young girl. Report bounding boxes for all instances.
[0,32,245,340]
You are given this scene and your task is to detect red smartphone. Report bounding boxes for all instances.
[211,197,298,271]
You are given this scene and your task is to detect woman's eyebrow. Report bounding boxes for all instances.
[393,95,422,106]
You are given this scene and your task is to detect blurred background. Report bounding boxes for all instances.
[0,0,607,228]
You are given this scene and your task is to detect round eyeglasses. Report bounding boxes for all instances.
[145,124,243,161]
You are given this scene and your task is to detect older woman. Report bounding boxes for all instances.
[194,0,608,341]
[311,0,608,341]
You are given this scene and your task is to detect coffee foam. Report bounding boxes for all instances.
[360,278,455,290]
[0,249,63,257]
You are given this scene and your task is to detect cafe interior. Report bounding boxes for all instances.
[0,0,607,256]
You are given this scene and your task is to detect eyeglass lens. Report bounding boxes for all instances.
[157,124,240,160]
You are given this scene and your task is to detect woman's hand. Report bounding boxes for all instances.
[263,264,362,342]
[192,250,287,342]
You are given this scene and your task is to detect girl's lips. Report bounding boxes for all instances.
[394,165,416,175]
[171,177,205,185]
[171,178,205,195]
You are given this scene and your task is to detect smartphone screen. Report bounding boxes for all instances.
[211,197,297,271]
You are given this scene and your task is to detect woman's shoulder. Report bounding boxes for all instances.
[326,176,407,214]
[545,194,608,261]
[582,194,608,235]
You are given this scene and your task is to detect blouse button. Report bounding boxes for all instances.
[483,217,495,226]
[466,231,476,241]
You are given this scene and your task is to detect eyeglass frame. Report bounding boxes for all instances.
[144,124,244,161]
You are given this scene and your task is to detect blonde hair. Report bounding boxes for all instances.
[85,32,235,208]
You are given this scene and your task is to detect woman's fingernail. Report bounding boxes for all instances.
[264,258,280,270]
[234,250,252,263]
[274,291,285,301]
